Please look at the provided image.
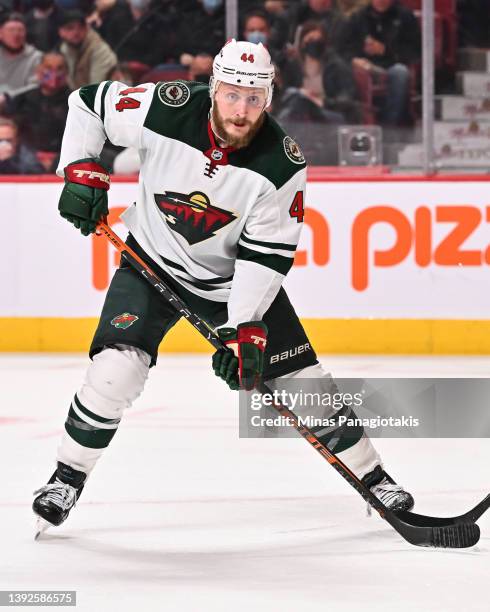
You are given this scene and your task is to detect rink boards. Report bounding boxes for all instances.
[2,174,490,353]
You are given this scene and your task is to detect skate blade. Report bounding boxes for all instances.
[34,517,53,540]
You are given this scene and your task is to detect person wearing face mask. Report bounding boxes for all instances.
[275,21,358,125]
[292,0,347,51]
[93,0,179,67]
[242,7,287,55]
[0,13,42,97]
[4,52,71,160]
[244,14,269,47]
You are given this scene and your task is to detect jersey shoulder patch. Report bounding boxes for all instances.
[155,80,207,109]
[283,135,305,165]
[144,80,210,144]
[157,81,191,107]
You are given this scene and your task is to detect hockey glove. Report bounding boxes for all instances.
[58,158,110,236]
[212,321,268,391]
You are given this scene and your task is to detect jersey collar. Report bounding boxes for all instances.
[204,120,236,168]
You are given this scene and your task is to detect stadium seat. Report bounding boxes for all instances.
[124,61,151,84]
[140,64,190,84]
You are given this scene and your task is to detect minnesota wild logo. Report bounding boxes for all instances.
[155,190,236,245]
[110,313,139,329]
[283,136,305,165]
[158,82,190,107]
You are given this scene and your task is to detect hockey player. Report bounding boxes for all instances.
[33,40,413,533]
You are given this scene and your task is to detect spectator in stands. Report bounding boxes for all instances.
[179,0,225,65]
[243,8,270,47]
[0,13,42,97]
[292,0,348,49]
[240,7,296,94]
[0,116,45,174]
[188,53,213,83]
[5,52,70,156]
[276,21,357,122]
[339,0,420,125]
[58,9,117,89]
[240,6,287,57]
[24,0,61,52]
[93,0,179,67]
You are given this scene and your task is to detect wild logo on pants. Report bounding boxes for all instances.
[110,313,139,329]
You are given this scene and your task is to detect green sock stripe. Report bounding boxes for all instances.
[315,407,365,454]
[65,411,118,450]
[74,394,120,425]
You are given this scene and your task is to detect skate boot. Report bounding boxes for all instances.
[33,462,86,536]
[362,465,414,514]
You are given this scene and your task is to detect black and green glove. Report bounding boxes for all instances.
[59,158,110,236]
[212,321,268,391]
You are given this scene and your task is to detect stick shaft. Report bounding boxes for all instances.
[96,222,391,516]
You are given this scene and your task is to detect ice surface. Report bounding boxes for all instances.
[0,354,488,612]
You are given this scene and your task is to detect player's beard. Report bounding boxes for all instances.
[211,104,265,149]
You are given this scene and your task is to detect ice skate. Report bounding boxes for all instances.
[33,462,86,539]
[363,465,414,514]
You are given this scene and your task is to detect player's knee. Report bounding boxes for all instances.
[80,344,151,417]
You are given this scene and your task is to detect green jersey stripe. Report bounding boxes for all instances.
[160,255,233,284]
[100,81,112,124]
[237,244,293,275]
[240,233,297,252]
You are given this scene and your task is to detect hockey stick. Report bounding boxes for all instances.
[97,222,489,548]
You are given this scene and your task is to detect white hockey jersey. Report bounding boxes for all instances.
[57,80,307,327]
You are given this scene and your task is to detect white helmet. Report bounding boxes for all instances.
[211,39,275,107]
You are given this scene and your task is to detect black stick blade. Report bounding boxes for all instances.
[431,523,480,548]
[385,513,481,548]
